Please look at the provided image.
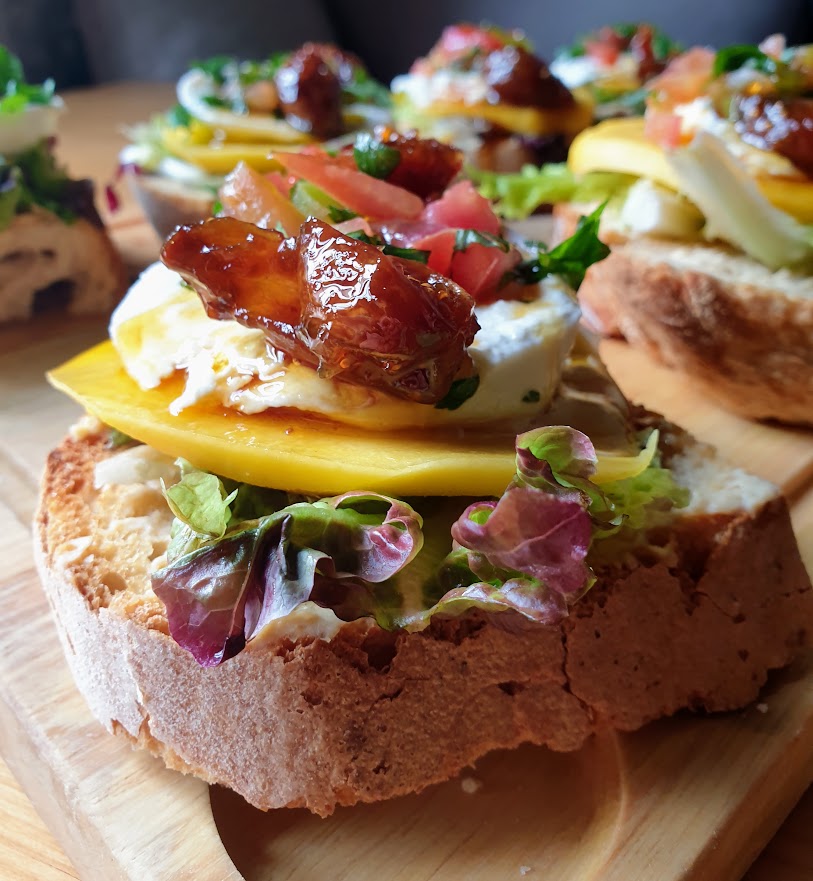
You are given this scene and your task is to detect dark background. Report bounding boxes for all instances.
[3,0,812,88]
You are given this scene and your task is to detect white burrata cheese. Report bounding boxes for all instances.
[550,53,639,90]
[110,262,580,431]
[0,98,64,154]
[391,71,490,108]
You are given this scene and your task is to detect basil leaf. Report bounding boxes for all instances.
[327,204,358,223]
[345,230,429,263]
[512,202,609,290]
[713,45,775,78]
[353,132,400,179]
[453,229,511,253]
[434,375,480,411]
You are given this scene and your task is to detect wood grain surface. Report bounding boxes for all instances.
[0,84,811,881]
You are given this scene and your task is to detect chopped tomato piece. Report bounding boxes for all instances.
[272,151,423,220]
[648,47,714,106]
[585,37,621,67]
[451,243,522,304]
[412,228,456,276]
[438,24,507,59]
[422,181,501,236]
[644,108,683,149]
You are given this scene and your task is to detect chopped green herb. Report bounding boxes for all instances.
[434,375,480,411]
[346,230,430,263]
[0,46,55,114]
[165,104,192,127]
[453,228,511,253]
[211,199,223,216]
[353,132,401,179]
[201,94,231,109]
[327,204,358,223]
[342,67,392,108]
[238,52,288,86]
[712,45,775,78]
[0,143,78,228]
[382,244,430,263]
[522,390,541,404]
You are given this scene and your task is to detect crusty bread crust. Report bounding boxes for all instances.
[554,204,813,425]
[35,430,812,816]
[0,211,125,323]
[125,170,213,240]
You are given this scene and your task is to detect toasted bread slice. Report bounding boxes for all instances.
[34,420,812,816]
[0,210,125,323]
[554,204,813,425]
[125,170,213,240]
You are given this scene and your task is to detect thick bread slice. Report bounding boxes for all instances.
[554,204,813,425]
[35,427,812,816]
[0,211,126,322]
[125,170,213,239]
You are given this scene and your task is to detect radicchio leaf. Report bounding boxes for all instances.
[152,492,423,666]
[400,577,569,632]
[451,485,592,598]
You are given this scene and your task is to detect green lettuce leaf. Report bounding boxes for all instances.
[0,46,55,114]
[472,163,635,219]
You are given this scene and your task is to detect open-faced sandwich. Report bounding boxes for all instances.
[479,38,813,424]
[551,23,682,120]
[38,133,812,817]
[0,46,124,322]
[391,23,593,171]
[120,44,391,237]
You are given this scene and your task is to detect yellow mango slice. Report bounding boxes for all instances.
[48,342,521,498]
[569,118,813,223]
[411,96,593,138]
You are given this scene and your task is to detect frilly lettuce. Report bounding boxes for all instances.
[153,481,423,666]
[153,428,689,664]
[471,163,634,220]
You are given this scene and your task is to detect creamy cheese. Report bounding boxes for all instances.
[550,54,639,90]
[111,262,580,431]
[391,71,490,109]
[0,98,64,154]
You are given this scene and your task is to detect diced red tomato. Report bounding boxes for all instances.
[644,108,684,149]
[412,229,456,276]
[437,24,506,59]
[266,171,296,198]
[422,181,501,236]
[585,38,621,67]
[271,152,423,220]
[648,47,714,106]
[450,244,521,303]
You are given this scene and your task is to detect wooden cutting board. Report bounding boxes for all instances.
[1,225,812,880]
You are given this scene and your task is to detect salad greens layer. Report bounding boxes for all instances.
[152,426,688,667]
[0,47,92,230]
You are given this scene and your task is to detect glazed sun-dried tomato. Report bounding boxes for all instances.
[733,94,813,178]
[378,131,464,200]
[161,217,479,404]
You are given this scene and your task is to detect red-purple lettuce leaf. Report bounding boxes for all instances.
[152,493,423,667]
[450,485,593,599]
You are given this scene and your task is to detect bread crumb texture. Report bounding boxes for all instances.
[35,428,813,816]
